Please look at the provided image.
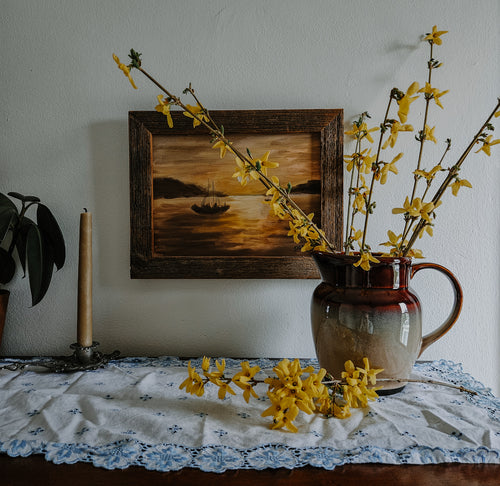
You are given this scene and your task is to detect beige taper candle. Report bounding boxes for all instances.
[77,210,93,347]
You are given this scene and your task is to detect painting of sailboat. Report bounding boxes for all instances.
[151,132,321,257]
[129,109,343,278]
[191,181,230,215]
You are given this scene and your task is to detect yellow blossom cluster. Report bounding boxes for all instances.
[341,358,383,408]
[180,357,258,401]
[179,356,383,433]
[380,230,424,258]
[263,358,330,432]
[112,53,137,89]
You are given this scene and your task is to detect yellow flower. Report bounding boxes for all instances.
[299,225,328,253]
[273,358,301,385]
[213,379,236,400]
[475,135,500,156]
[353,252,380,271]
[201,356,211,372]
[406,248,424,258]
[263,179,291,220]
[418,82,449,109]
[234,380,259,403]
[424,125,437,143]
[232,157,259,186]
[232,361,261,402]
[357,357,383,386]
[212,139,233,158]
[341,359,381,409]
[262,396,300,433]
[392,196,412,216]
[379,153,402,184]
[287,221,302,244]
[414,164,442,181]
[261,395,286,420]
[350,227,363,243]
[433,89,449,109]
[450,178,472,196]
[333,403,352,419]
[352,190,367,214]
[424,25,448,45]
[344,151,363,172]
[301,368,327,397]
[392,197,435,223]
[345,122,379,143]
[272,201,288,219]
[203,358,227,383]
[418,224,434,239]
[155,95,173,128]
[344,149,375,174]
[232,361,260,383]
[362,151,377,174]
[179,362,205,396]
[183,103,209,127]
[382,122,414,149]
[263,176,281,205]
[253,151,279,175]
[397,82,420,123]
[112,53,138,89]
[289,213,314,240]
[380,230,403,248]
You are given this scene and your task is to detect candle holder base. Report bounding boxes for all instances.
[0,342,120,373]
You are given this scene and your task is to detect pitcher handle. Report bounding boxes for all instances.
[410,262,463,357]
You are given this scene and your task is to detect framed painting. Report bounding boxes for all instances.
[129,109,343,278]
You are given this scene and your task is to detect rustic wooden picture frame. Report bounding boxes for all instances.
[129,109,343,279]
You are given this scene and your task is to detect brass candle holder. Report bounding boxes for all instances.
[0,342,120,373]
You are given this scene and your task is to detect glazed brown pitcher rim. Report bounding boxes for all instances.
[312,250,413,265]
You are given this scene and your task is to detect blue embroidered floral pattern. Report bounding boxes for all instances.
[0,357,498,472]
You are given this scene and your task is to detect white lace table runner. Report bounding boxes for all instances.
[0,357,498,472]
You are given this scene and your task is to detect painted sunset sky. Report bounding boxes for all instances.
[152,132,321,195]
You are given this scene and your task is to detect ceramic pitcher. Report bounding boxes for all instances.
[311,251,462,394]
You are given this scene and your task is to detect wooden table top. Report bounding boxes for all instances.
[1,454,499,486]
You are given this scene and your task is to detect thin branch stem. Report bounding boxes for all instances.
[360,97,393,250]
[375,378,477,395]
[323,377,477,395]
[409,41,434,204]
[344,137,361,250]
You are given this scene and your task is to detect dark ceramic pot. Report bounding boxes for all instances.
[0,290,9,348]
[311,252,462,394]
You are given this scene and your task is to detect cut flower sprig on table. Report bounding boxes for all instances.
[179,357,383,433]
[114,25,499,270]
[178,357,477,433]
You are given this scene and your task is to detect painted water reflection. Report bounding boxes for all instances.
[153,194,320,256]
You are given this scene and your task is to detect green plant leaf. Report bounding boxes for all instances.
[0,193,18,210]
[26,225,54,306]
[38,233,55,305]
[0,247,16,284]
[7,192,40,203]
[26,225,43,305]
[36,204,66,270]
[15,217,35,277]
[0,206,17,242]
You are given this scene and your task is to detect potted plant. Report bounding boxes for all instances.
[0,191,66,344]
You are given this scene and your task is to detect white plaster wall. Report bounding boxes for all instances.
[1,0,498,393]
